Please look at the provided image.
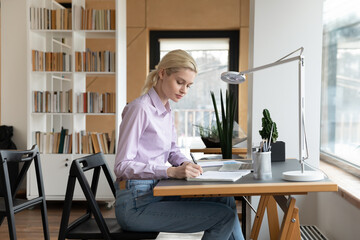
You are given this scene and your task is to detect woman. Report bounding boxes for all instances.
[114,49,244,240]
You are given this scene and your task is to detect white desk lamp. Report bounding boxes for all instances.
[221,47,324,181]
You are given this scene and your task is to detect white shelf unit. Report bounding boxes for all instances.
[1,0,126,201]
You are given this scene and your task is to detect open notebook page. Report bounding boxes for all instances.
[197,160,239,167]
[187,170,251,182]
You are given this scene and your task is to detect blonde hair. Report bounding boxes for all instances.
[142,49,198,95]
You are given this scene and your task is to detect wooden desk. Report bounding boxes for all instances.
[154,159,338,240]
[190,147,247,155]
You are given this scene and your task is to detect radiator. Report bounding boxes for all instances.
[300,225,328,240]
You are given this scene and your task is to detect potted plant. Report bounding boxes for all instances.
[195,124,220,148]
[210,90,237,159]
[259,109,285,162]
[194,121,247,149]
[259,109,278,142]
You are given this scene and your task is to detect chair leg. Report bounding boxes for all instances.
[0,214,5,225]
[6,210,17,240]
[40,199,50,240]
[3,173,17,240]
[58,176,76,240]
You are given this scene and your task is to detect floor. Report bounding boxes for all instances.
[0,201,203,240]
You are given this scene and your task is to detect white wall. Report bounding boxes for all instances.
[248,0,323,165]
[248,0,324,239]
[1,0,28,149]
[249,1,360,239]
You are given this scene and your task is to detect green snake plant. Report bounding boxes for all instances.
[210,90,237,159]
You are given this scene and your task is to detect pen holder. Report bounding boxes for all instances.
[252,151,272,180]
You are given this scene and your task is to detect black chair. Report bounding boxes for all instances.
[0,145,49,240]
[58,152,159,240]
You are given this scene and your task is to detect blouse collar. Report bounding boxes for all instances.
[148,88,171,115]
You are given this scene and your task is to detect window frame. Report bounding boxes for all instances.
[320,2,360,176]
[149,30,240,121]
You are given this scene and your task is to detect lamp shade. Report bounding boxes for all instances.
[220,71,246,84]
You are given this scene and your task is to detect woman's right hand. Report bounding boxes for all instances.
[167,162,203,179]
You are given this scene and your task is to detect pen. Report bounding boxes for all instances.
[268,123,274,151]
[260,141,264,152]
[190,152,197,164]
[190,152,202,175]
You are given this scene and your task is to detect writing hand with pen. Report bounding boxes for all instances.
[166,153,203,179]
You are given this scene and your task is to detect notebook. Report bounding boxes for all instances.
[197,160,253,170]
[187,170,251,182]
[218,162,253,171]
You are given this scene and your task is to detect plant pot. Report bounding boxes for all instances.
[201,137,221,148]
[270,141,285,162]
[201,137,247,149]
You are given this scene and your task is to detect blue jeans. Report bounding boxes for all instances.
[115,180,244,240]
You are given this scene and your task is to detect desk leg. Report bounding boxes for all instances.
[250,195,269,240]
[267,196,280,239]
[250,196,301,240]
[279,197,301,240]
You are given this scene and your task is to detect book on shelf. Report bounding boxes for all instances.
[32,90,72,113]
[102,133,109,154]
[75,132,80,154]
[30,7,72,30]
[51,9,56,29]
[74,5,82,30]
[76,91,115,113]
[32,50,72,72]
[76,131,114,154]
[96,133,103,153]
[75,49,115,72]
[58,127,67,153]
[75,6,115,30]
[90,133,100,154]
[81,133,88,154]
[33,128,71,154]
[66,135,71,153]
[109,130,116,154]
[88,134,94,154]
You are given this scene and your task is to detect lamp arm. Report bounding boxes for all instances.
[240,47,308,169]
[240,47,304,75]
[240,56,301,75]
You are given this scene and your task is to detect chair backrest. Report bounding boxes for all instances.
[0,145,49,240]
[0,145,42,199]
[59,153,115,239]
[59,153,159,240]
[70,152,116,199]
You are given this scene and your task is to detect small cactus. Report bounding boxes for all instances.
[259,109,278,142]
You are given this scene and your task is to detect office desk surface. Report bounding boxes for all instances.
[154,159,338,197]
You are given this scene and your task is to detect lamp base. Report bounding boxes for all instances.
[282,170,324,181]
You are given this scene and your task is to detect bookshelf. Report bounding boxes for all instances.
[1,0,126,201]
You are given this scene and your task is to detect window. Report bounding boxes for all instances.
[150,31,239,148]
[321,0,360,167]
